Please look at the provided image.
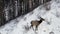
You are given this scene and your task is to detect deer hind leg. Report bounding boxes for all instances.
[30,25,36,31]
[32,25,38,31]
[30,22,33,29]
[31,25,38,31]
[30,25,33,28]
[30,25,34,30]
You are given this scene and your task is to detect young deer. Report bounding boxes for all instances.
[30,17,45,31]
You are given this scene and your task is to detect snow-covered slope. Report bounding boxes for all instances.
[0,0,60,34]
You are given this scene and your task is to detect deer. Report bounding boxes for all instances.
[30,17,45,31]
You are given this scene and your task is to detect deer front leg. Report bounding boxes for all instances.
[35,25,38,31]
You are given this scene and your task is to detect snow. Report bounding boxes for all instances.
[0,0,60,34]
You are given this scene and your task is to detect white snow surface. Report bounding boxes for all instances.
[0,0,60,34]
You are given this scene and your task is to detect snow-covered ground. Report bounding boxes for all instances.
[0,0,60,34]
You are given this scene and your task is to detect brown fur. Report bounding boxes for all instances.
[30,17,45,31]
